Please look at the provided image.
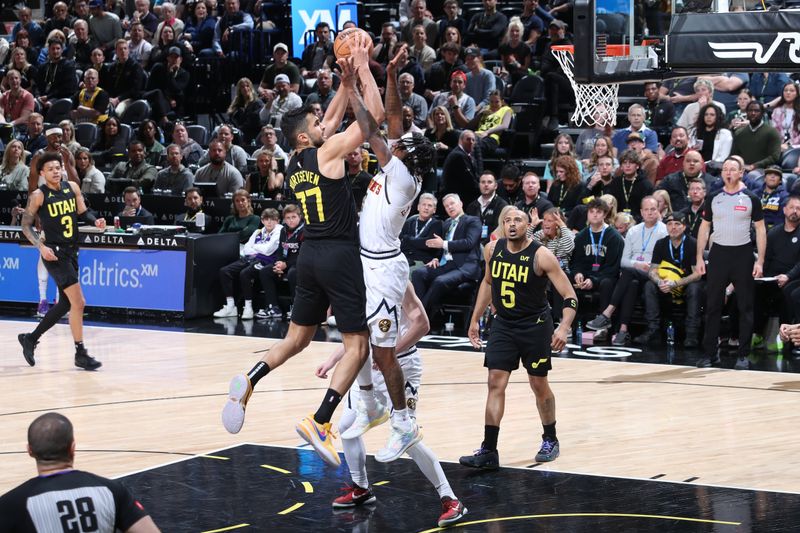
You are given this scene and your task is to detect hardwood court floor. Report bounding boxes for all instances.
[1,319,800,500]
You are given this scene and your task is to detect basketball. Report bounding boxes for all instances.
[333,27,373,60]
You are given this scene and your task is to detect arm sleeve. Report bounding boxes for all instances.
[749,190,764,222]
[110,479,149,531]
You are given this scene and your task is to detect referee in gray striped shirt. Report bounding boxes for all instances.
[695,157,766,369]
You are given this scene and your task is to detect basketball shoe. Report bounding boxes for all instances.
[222,374,252,434]
[458,447,499,469]
[18,333,38,366]
[535,438,560,462]
[340,398,389,439]
[375,420,422,462]
[332,484,376,508]
[296,415,341,466]
[438,497,468,527]
[74,348,102,371]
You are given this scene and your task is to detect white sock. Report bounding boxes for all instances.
[37,258,48,301]
[407,442,455,499]
[243,299,253,310]
[391,408,411,429]
[340,406,369,488]
[226,297,235,307]
[356,356,373,387]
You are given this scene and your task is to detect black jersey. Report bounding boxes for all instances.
[0,470,148,533]
[490,239,551,321]
[287,148,358,241]
[38,182,79,247]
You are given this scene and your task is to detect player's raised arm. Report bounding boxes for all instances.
[354,32,385,126]
[20,190,55,260]
[344,57,392,167]
[385,44,406,140]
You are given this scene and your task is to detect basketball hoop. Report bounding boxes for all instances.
[551,44,627,128]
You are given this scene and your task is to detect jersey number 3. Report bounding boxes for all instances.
[61,215,74,239]
[295,186,325,223]
[57,497,98,532]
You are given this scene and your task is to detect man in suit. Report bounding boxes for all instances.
[401,193,444,269]
[411,193,482,316]
[441,130,480,208]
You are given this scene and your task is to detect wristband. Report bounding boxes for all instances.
[563,297,577,311]
[78,210,97,225]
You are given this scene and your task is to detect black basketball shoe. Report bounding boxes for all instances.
[459,447,499,469]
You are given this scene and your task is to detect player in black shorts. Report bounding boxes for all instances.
[0,412,159,532]
[460,207,578,469]
[221,37,388,467]
[18,152,105,370]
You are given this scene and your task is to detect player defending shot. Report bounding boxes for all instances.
[460,207,577,469]
[18,152,105,370]
[316,283,467,527]
[221,36,385,467]
[336,45,438,461]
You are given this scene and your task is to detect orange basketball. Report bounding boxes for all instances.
[333,27,374,60]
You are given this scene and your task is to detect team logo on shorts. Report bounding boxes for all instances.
[407,398,417,410]
[378,319,392,332]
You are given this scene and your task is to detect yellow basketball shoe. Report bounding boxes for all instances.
[221,374,252,434]
[296,415,341,466]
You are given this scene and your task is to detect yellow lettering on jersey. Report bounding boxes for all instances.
[289,170,321,190]
[46,197,77,218]
[490,261,529,283]
[520,255,530,262]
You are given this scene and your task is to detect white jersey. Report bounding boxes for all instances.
[358,155,420,253]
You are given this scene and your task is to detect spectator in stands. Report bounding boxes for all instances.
[582,136,617,177]
[102,40,145,116]
[148,25,193,68]
[245,150,285,199]
[261,73,302,129]
[606,149,655,221]
[637,211,703,346]
[35,38,78,108]
[74,0,92,25]
[144,47,190,124]
[137,119,165,165]
[399,73,428,129]
[612,104,658,155]
[214,207,283,319]
[305,69,336,113]
[425,105,459,157]
[707,73,749,114]
[438,25,464,54]
[548,155,590,216]
[497,163,523,204]
[43,2,75,37]
[227,77,263,145]
[757,166,789,229]
[123,0,159,38]
[437,0,467,46]
[519,0,547,43]
[104,0,126,21]
[430,70,475,128]
[198,124,247,172]
[751,72,791,109]
[585,154,615,197]
[408,24,437,73]
[614,211,634,237]
[679,177,707,239]
[643,81,674,131]
[75,147,106,193]
[154,143,194,194]
[299,21,334,83]
[176,186,205,228]
[656,126,691,182]
[89,47,106,73]
[540,19,572,132]
[18,113,47,154]
[543,133,583,188]
[127,22,153,67]
[91,116,127,166]
[425,42,466,98]
[676,78,725,131]
[574,113,614,161]
[253,125,288,161]
[71,68,110,125]
[258,43,301,100]
[586,196,667,346]
[172,122,204,165]
[657,150,712,213]
[117,185,155,222]
[466,90,512,157]
[8,31,37,71]
[108,140,158,192]
[218,188,260,242]
[515,171,553,226]
[12,8,45,48]
[731,100,782,177]
[0,70,35,127]
[343,148,371,210]
[498,17,531,85]
[690,104,733,168]
[653,189,673,219]
[463,47,494,108]
[411,193,482,315]
[196,139,244,195]
[770,81,800,151]
[466,170,508,243]
[441,129,480,206]
[0,140,28,191]
[373,23,399,67]
[68,20,98,71]
[89,0,123,56]
[59,120,80,154]
[257,203,305,319]
[401,193,443,269]
[153,2,184,45]
[213,0,254,57]
[569,197,625,316]
[402,0,439,48]
[5,48,36,93]
[727,88,753,130]
[533,207,574,272]
[623,131,659,183]
[754,195,800,342]
[466,0,508,51]
[183,0,217,57]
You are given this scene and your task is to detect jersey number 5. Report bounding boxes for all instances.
[56,497,98,532]
[295,186,325,223]
[500,280,515,308]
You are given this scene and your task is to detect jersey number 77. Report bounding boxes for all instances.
[295,186,326,223]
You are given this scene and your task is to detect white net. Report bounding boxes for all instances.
[552,47,620,128]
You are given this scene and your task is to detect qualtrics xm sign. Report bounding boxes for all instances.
[291,0,359,53]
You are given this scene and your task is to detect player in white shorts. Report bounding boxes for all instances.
[341,45,437,462]
[315,282,467,528]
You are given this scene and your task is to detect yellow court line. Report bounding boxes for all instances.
[417,512,741,533]
[260,464,292,474]
[199,455,229,460]
[277,502,305,515]
[200,523,249,533]
[373,480,390,486]
[301,481,314,493]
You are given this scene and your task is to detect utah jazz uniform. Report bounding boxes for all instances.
[38,181,80,289]
[485,239,554,376]
[287,147,367,332]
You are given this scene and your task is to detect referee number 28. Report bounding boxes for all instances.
[56,496,98,532]
[501,281,516,308]
[295,186,325,223]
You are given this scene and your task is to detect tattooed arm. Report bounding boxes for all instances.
[21,190,56,261]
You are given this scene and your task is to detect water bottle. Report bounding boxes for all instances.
[666,321,675,346]
[776,333,784,353]
[575,321,583,345]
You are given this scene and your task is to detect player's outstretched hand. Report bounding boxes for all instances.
[351,32,371,69]
[468,321,482,350]
[316,358,336,379]
[337,56,358,89]
[387,43,408,75]
[551,325,568,352]
[40,245,57,261]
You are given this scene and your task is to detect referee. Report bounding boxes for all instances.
[696,157,766,369]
